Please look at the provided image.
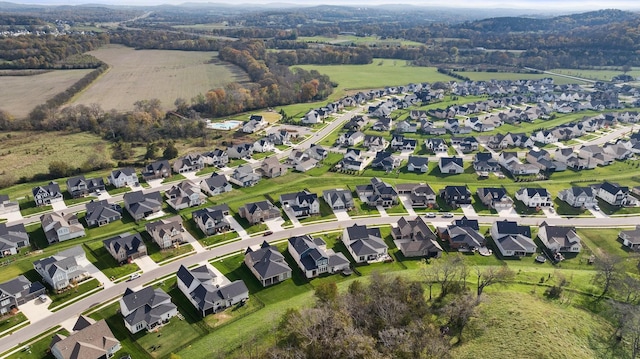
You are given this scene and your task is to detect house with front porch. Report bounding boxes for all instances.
[32,182,63,206]
[107,168,138,188]
[323,189,354,210]
[192,204,231,236]
[288,235,350,279]
[558,187,596,208]
[33,246,89,291]
[280,190,320,218]
[342,224,388,263]
[515,187,552,208]
[538,222,582,253]
[119,286,177,334]
[103,233,147,263]
[145,216,185,250]
[476,187,513,210]
[244,241,292,287]
[491,220,536,257]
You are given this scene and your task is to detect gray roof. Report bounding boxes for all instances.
[121,287,175,326]
[103,233,144,258]
[246,245,291,279]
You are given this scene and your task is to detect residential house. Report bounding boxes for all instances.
[119,286,177,334]
[391,136,417,152]
[538,222,582,253]
[619,226,640,250]
[141,160,172,181]
[425,138,448,153]
[289,150,318,172]
[50,317,120,359]
[558,187,596,208]
[363,135,388,152]
[336,131,364,147]
[422,125,446,135]
[409,110,428,121]
[65,176,105,198]
[603,142,633,160]
[239,200,281,224]
[527,149,566,172]
[192,204,231,236]
[395,120,418,133]
[253,138,275,153]
[280,190,320,218]
[165,180,205,210]
[0,223,29,257]
[267,129,292,146]
[0,276,45,315]
[176,264,249,316]
[391,217,442,258]
[33,246,89,291]
[229,164,261,187]
[259,156,287,178]
[452,136,479,153]
[32,182,63,207]
[476,187,514,210]
[473,152,500,173]
[355,177,398,208]
[84,200,121,227]
[173,154,205,174]
[440,185,472,208]
[371,117,392,131]
[107,168,138,188]
[406,156,429,173]
[342,224,388,263]
[579,145,613,166]
[499,152,540,176]
[103,233,147,263]
[370,151,401,172]
[343,116,366,131]
[530,130,558,144]
[594,181,635,206]
[301,110,321,124]
[491,220,536,257]
[515,188,552,208]
[123,191,163,221]
[146,216,184,250]
[200,173,232,196]
[41,211,85,244]
[439,157,464,174]
[305,144,329,161]
[338,149,367,171]
[438,217,485,251]
[202,149,229,168]
[396,183,437,208]
[322,189,355,210]
[0,195,18,215]
[243,115,268,133]
[288,235,350,278]
[244,241,292,287]
[227,143,253,159]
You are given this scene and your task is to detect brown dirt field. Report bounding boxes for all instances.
[0,69,93,118]
[70,44,249,111]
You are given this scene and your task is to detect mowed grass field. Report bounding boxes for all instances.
[0,69,93,118]
[550,68,640,81]
[71,44,249,111]
[293,59,453,97]
[455,70,586,85]
[0,131,111,187]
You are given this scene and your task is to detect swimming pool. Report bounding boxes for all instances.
[206,120,243,130]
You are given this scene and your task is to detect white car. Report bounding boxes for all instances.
[425,213,436,218]
[129,273,141,281]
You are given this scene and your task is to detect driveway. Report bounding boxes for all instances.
[146,179,164,188]
[182,230,206,253]
[497,207,520,218]
[18,297,52,325]
[283,207,302,228]
[265,218,284,232]
[0,210,23,222]
[376,205,389,217]
[78,259,114,289]
[460,204,478,218]
[541,207,562,219]
[182,172,198,180]
[588,208,608,218]
[96,191,111,201]
[333,209,351,221]
[398,195,417,216]
[133,255,159,272]
[226,215,250,240]
[51,201,67,212]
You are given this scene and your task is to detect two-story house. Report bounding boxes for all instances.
[165,180,205,210]
[107,168,138,188]
[192,204,231,236]
[239,200,281,224]
[200,173,233,196]
[322,189,355,211]
[66,176,105,198]
[391,216,442,258]
[355,177,398,208]
[288,235,350,278]
[0,223,29,257]
[41,211,86,244]
[515,188,552,208]
[342,224,388,263]
[229,164,261,188]
[141,160,172,182]
[440,186,472,208]
[558,187,597,208]
[476,187,514,210]
[145,216,185,250]
[173,154,205,174]
[119,286,177,334]
[103,233,147,263]
[280,190,320,218]
[33,246,89,291]
[0,275,45,315]
[32,182,63,207]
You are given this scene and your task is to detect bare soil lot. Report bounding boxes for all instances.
[0,69,92,118]
[71,44,249,111]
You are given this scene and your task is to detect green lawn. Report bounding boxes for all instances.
[298,198,336,224]
[0,312,28,336]
[63,195,96,207]
[83,241,140,280]
[48,278,102,310]
[19,201,51,217]
[195,166,217,176]
[4,327,69,359]
[455,70,587,85]
[161,173,186,184]
[89,303,153,359]
[550,68,640,82]
[106,185,131,196]
[199,231,239,247]
[147,241,194,264]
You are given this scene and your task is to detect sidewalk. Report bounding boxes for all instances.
[376,205,389,217]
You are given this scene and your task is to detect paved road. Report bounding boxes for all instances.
[2,212,639,354]
[523,67,597,84]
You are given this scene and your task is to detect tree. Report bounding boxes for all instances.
[623,64,633,74]
[440,293,481,341]
[432,254,468,298]
[163,142,179,160]
[420,259,438,300]
[111,141,134,161]
[475,266,515,297]
[145,142,158,160]
[594,253,623,299]
[611,302,640,359]
[48,160,73,178]
[314,282,338,305]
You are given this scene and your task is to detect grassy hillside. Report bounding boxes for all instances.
[452,291,620,359]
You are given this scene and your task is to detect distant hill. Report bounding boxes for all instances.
[460,9,639,32]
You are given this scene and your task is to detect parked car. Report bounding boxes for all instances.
[129,273,141,281]
[442,213,454,218]
[263,230,274,236]
[425,212,436,218]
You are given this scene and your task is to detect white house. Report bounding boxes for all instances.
[515,188,552,208]
[288,235,350,278]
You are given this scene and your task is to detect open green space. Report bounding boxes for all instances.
[550,68,640,82]
[4,327,69,359]
[298,35,424,47]
[0,312,28,336]
[455,70,587,85]
[48,278,102,310]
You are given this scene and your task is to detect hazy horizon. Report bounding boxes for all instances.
[5,0,640,10]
